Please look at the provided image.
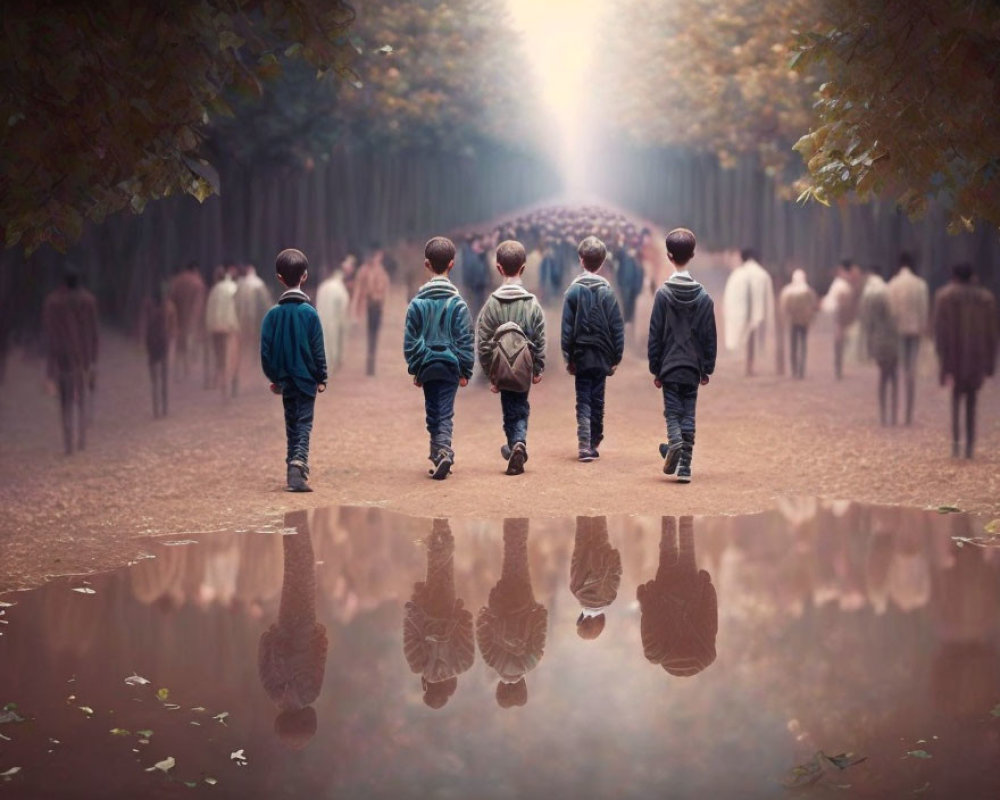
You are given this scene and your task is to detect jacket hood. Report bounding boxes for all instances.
[278,288,310,304]
[661,275,706,305]
[492,282,536,303]
[415,276,461,301]
[571,272,611,291]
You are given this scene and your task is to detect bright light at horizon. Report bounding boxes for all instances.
[506,0,607,192]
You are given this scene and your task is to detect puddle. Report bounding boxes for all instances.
[1,502,999,797]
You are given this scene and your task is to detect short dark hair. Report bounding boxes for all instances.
[839,258,854,270]
[740,247,758,263]
[577,236,607,271]
[424,236,456,274]
[577,613,606,640]
[665,228,696,266]
[496,240,527,276]
[64,265,81,289]
[952,262,974,283]
[276,248,309,285]
[898,251,915,268]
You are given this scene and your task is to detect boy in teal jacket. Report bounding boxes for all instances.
[260,248,327,492]
[404,237,475,479]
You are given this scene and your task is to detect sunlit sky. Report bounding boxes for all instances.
[506,0,607,189]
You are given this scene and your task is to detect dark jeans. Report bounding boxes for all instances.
[900,334,920,424]
[877,361,898,426]
[789,325,809,379]
[834,329,846,380]
[366,302,383,376]
[423,379,459,459]
[575,371,606,448]
[149,357,168,418]
[500,389,530,447]
[282,387,316,467]
[951,385,978,458]
[745,330,756,376]
[662,382,698,443]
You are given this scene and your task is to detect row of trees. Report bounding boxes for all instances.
[595,0,1000,232]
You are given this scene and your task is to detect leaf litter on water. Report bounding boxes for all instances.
[905,750,932,759]
[145,756,175,773]
[156,688,169,702]
[781,750,867,790]
[71,587,96,595]
[1,767,21,778]
[124,674,150,687]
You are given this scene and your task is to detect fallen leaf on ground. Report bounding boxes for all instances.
[156,688,169,702]
[991,704,1000,718]
[136,729,153,738]
[936,505,962,514]
[124,674,150,687]
[1,767,21,778]
[230,749,247,765]
[205,777,218,785]
[71,587,96,595]
[0,710,24,725]
[145,756,175,773]
[109,728,130,736]
[213,712,229,725]
[905,750,932,759]
[78,706,94,716]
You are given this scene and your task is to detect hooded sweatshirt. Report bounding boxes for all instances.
[648,272,717,384]
[561,272,626,376]
[260,288,328,396]
[403,275,475,383]
[476,280,546,377]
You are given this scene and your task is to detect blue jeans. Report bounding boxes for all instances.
[423,379,459,459]
[575,372,606,447]
[282,387,316,466]
[500,389,530,447]
[662,382,698,445]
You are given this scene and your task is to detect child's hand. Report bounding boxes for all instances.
[317,383,327,393]
[269,383,281,395]
[413,377,422,388]
[700,375,710,386]
[566,363,576,375]
[609,364,617,375]
[490,383,500,394]
[532,374,542,385]
[459,377,468,387]
[653,379,662,389]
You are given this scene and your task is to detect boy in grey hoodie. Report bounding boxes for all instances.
[476,240,546,475]
[648,228,717,483]
[404,237,475,480]
[561,236,625,461]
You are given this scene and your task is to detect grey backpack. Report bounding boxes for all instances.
[489,321,534,392]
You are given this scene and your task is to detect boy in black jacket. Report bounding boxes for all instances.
[648,229,717,483]
[561,236,625,461]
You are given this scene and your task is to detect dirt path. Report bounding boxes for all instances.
[1,287,998,591]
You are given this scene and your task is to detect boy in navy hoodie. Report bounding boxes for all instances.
[648,229,717,483]
[404,237,475,480]
[260,249,328,492]
[561,236,625,461]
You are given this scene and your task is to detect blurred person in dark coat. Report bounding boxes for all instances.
[933,263,998,459]
[42,267,99,454]
[143,283,177,419]
[859,269,902,426]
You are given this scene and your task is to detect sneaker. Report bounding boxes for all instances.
[578,448,596,462]
[429,451,453,480]
[592,435,603,455]
[501,444,528,463]
[506,442,527,475]
[660,442,682,475]
[286,461,312,493]
[676,466,692,484]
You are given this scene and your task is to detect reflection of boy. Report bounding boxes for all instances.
[403,519,475,709]
[637,516,718,677]
[403,237,475,480]
[260,249,328,492]
[475,518,548,708]
[570,516,622,640]
[648,228,717,483]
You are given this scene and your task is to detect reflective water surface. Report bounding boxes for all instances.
[1,502,999,798]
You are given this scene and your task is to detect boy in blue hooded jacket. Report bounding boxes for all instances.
[260,248,328,492]
[648,228,717,483]
[404,237,475,479]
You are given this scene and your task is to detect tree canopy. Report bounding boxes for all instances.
[0,0,355,253]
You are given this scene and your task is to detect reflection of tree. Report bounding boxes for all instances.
[258,510,328,750]
[569,516,622,640]
[637,516,718,677]
[476,518,548,708]
[403,519,475,709]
